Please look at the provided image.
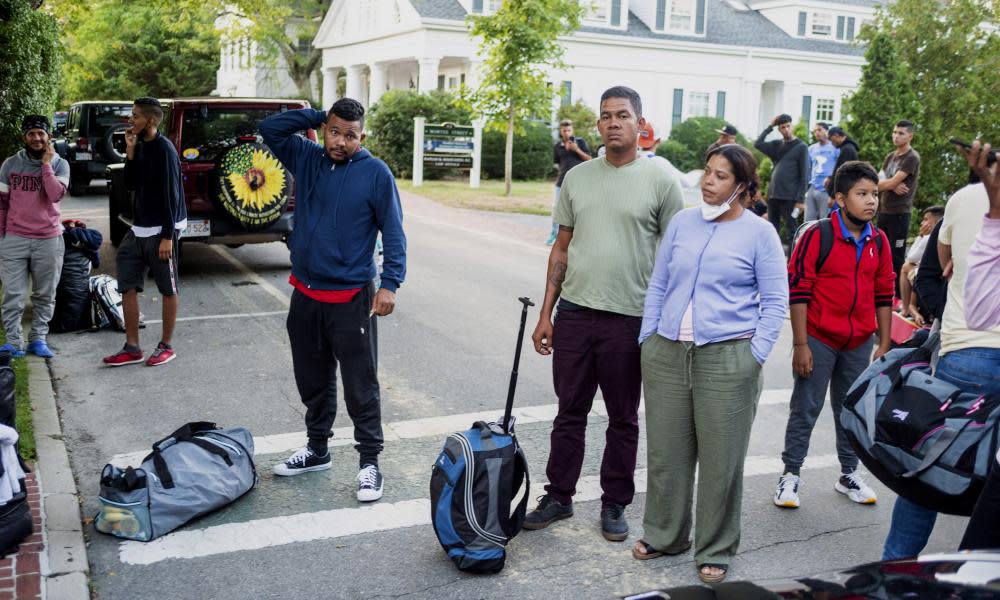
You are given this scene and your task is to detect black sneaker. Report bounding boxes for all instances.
[272,446,331,476]
[522,494,573,530]
[601,502,629,541]
[357,464,384,502]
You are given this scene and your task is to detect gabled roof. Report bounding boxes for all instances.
[410,0,873,56]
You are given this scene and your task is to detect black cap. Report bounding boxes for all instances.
[828,126,846,137]
[775,114,793,126]
[21,115,50,133]
[716,124,739,136]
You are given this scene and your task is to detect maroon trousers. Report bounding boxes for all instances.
[544,308,642,507]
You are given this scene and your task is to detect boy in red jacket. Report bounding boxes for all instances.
[774,161,894,509]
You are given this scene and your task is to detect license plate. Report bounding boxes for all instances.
[76,152,92,161]
[180,219,210,239]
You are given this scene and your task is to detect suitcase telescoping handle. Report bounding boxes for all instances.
[503,297,534,434]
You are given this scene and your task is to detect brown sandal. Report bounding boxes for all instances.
[632,539,692,560]
[697,563,727,584]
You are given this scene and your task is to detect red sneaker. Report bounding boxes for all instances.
[146,342,176,366]
[103,346,144,367]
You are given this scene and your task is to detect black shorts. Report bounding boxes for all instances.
[116,230,179,296]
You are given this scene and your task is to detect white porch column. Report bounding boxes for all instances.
[322,66,340,111]
[417,56,441,93]
[345,64,366,102]
[740,79,763,138]
[368,62,389,107]
[465,59,482,89]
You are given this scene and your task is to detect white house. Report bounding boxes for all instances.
[312,0,883,138]
[215,10,321,100]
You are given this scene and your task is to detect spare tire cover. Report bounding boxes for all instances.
[217,143,289,230]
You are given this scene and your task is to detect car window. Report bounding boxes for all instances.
[86,105,132,136]
[180,107,288,162]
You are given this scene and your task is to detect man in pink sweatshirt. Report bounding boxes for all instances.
[0,115,69,358]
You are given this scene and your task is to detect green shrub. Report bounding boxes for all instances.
[656,139,696,171]
[657,116,761,173]
[482,121,554,180]
[365,90,472,178]
[0,2,61,159]
[556,100,599,155]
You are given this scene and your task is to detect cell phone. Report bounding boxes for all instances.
[950,137,997,165]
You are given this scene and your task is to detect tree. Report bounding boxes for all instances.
[655,116,759,172]
[57,1,218,103]
[465,0,584,196]
[843,0,1000,217]
[557,99,599,155]
[0,0,61,159]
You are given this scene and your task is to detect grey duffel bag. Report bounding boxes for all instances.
[95,422,257,541]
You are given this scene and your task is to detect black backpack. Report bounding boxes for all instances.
[429,298,533,574]
[0,350,33,556]
[790,218,884,273]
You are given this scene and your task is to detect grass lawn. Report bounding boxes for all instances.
[0,331,35,461]
[398,178,554,215]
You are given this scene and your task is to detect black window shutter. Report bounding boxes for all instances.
[611,0,621,26]
[847,17,856,40]
[797,12,807,36]
[695,0,706,34]
[672,89,684,125]
[473,0,483,13]
[656,0,665,30]
[801,96,812,129]
[836,16,845,40]
[716,92,726,119]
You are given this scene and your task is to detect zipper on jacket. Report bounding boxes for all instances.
[840,247,862,351]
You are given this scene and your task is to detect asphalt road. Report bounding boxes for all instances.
[44,182,970,600]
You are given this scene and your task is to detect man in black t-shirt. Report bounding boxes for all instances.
[549,119,590,245]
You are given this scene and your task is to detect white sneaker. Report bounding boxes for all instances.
[357,464,384,502]
[773,472,801,508]
[273,446,331,476]
[835,471,877,504]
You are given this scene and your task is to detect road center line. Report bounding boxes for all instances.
[117,452,841,566]
[109,389,797,468]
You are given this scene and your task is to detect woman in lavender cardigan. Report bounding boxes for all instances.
[631,144,788,583]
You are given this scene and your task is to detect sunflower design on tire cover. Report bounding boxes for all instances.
[218,143,289,229]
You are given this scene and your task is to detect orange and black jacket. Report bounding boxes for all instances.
[788,210,895,351]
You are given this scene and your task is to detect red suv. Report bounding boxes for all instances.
[106,97,316,252]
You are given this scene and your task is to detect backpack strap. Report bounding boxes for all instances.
[148,422,231,489]
[814,218,835,273]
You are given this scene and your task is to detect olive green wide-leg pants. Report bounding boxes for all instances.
[640,334,762,567]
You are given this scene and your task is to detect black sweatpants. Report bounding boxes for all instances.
[767,198,796,251]
[287,284,382,467]
[877,212,910,298]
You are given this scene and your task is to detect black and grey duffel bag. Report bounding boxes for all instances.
[95,421,257,541]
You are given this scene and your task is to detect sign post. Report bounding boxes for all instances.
[412,116,425,187]
[412,120,482,188]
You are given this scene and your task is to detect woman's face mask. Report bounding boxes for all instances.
[701,185,743,221]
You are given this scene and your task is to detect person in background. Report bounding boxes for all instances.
[755,114,810,250]
[955,139,1000,551]
[899,205,944,324]
[774,161,893,510]
[634,144,787,585]
[877,120,921,297]
[824,127,859,199]
[805,123,839,221]
[549,120,591,245]
[0,115,68,359]
[882,143,999,560]
[525,86,683,543]
[707,124,738,155]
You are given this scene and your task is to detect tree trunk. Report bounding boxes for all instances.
[505,101,515,197]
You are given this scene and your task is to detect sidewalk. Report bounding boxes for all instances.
[25,356,89,599]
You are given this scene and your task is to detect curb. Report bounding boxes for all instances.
[27,356,90,600]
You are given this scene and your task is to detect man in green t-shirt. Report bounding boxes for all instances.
[524,86,684,542]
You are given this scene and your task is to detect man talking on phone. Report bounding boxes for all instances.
[0,115,69,358]
[103,97,187,367]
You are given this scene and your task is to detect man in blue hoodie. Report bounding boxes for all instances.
[260,98,406,503]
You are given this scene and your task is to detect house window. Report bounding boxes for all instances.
[585,1,609,22]
[672,88,683,125]
[687,92,710,118]
[811,12,832,37]
[815,98,836,123]
[437,75,445,90]
[670,0,695,31]
[297,38,311,58]
[715,92,726,119]
[471,0,501,14]
[448,76,459,89]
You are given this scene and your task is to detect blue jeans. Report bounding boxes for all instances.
[882,347,1000,560]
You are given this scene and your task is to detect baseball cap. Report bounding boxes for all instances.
[715,124,738,137]
[638,122,660,149]
[828,126,846,137]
